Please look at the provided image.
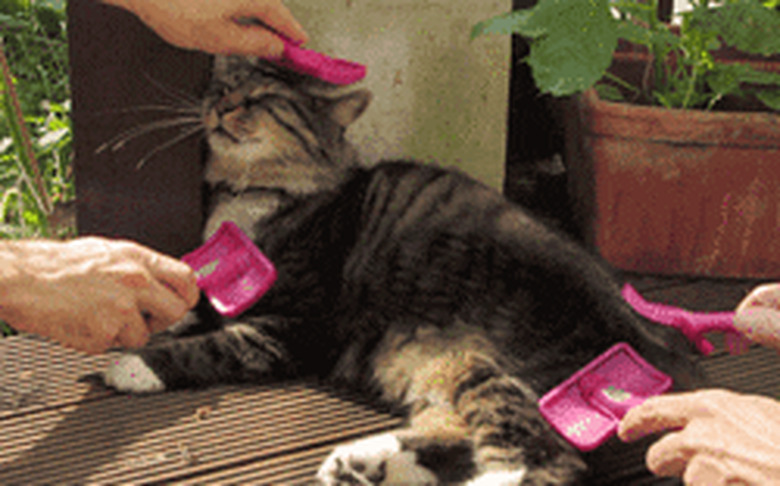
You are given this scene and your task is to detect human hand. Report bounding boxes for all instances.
[102,0,308,57]
[618,390,780,485]
[0,237,199,354]
[734,283,780,353]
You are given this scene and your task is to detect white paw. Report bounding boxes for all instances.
[103,354,166,393]
[466,468,527,486]
[317,433,437,485]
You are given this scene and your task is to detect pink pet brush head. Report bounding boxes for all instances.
[271,37,366,85]
[622,284,751,355]
[181,221,277,318]
[538,343,673,451]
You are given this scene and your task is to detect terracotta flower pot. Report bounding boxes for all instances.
[565,88,780,278]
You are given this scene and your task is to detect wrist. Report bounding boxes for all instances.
[0,241,45,333]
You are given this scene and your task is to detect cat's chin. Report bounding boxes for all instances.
[103,354,166,394]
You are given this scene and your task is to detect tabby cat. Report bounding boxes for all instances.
[103,56,703,485]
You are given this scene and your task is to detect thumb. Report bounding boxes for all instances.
[232,0,308,45]
[734,308,780,352]
[218,22,287,57]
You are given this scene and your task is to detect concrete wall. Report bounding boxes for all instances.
[285,0,512,190]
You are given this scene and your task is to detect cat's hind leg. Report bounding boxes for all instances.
[453,363,586,485]
[317,404,474,485]
[319,325,585,485]
[104,316,295,393]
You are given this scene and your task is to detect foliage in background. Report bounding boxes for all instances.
[473,0,780,110]
[1,0,72,336]
[1,0,73,240]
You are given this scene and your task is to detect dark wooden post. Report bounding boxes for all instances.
[68,0,211,257]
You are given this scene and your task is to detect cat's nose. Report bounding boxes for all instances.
[204,108,221,132]
[215,86,250,115]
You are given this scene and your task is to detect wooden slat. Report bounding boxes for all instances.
[2,275,780,485]
[0,336,401,485]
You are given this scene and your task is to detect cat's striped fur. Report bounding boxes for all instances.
[104,58,704,485]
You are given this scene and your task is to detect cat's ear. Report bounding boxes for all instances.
[322,90,372,128]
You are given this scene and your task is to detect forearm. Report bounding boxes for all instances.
[93,0,307,57]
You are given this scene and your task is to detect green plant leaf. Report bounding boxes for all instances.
[0,0,29,15]
[734,64,780,111]
[471,9,544,39]
[473,0,618,96]
[690,1,780,56]
[614,20,653,45]
[525,0,619,96]
[732,64,780,86]
[707,63,746,101]
[755,88,780,111]
[594,82,625,102]
[0,12,25,30]
[34,4,64,37]
[0,319,15,336]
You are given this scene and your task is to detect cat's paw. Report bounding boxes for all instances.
[103,354,166,393]
[317,433,438,485]
[466,469,528,486]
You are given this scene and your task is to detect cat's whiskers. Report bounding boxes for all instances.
[93,104,201,116]
[142,71,200,106]
[96,116,203,154]
[135,124,204,169]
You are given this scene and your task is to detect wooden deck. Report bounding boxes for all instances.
[1,275,778,485]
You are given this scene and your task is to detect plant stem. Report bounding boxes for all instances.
[0,39,52,235]
[604,71,640,94]
[682,68,698,109]
[649,0,666,96]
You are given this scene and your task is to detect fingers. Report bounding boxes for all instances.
[141,250,200,309]
[736,284,780,314]
[220,23,287,58]
[683,455,733,486]
[113,312,151,350]
[734,284,780,352]
[622,396,725,481]
[734,308,780,351]
[649,437,740,485]
[618,394,701,442]
[136,277,193,333]
[645,431,696,477]
[236,0,308,45]
[114,243,199,335]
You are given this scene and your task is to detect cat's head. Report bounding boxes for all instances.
[203,56,372,195]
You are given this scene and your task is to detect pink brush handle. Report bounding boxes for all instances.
[622,284,749,355]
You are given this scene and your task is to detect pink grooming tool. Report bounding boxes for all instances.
[622,284,750,356]
[182,221,277,318]
[272,37,366,85]
[538,343,673,451]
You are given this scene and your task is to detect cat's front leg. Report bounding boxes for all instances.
[103,316,294,393]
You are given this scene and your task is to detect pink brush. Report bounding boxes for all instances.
[622,284,751,356]
[272,37,366,85]
[538,343,673,451]
[182,221,277,318]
